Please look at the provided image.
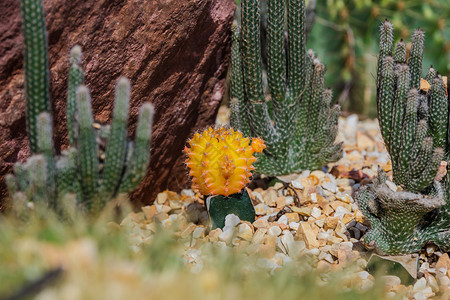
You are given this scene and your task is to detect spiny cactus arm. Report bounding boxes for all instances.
[76,85,99,201]
[119,103,154,193]
[435,230,450,252]
[287,0,306,99]
[409,119,428,160]
[377,56,395,151]
[67,45,85,146]
[294,54,313,141]
[425,66,436,83]
[100,77,130,198]
[13,163,28,192]
[5,174,18,196]
[36,112,56,202]
[25,155,49,204]
[268,0,296,138]
[230,25,251,137]
[410,148,443,192]
[408,29,424,89]
[20,0,51,153]
[429,77,448,149]
[241,0,265,104]
[393,39,406,64]
[37,112,54,163]
[376,20,393,93]
[55,148,78,196]
[397,89,417,178]
[306,60,325,135]
[266,0,286,103]
[408,137,434,180]
[310,89,332,150]
[390,64,410,169]
[241,0,276,141]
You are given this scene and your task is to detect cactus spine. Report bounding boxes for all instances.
[231,0,342,176]
[356,20,450,255]
[8,0,154,212]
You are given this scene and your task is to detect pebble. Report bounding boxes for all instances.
[224,214,240,228]
[253,218,269,229]
[268,226,282,237]
[311,207,322,218]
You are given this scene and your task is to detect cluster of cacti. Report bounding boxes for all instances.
[184,127,265,196]
[230,0,342,176]
[6,0,154,212]
[356,20,450,255]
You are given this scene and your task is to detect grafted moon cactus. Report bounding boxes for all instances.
[184,128,265,196]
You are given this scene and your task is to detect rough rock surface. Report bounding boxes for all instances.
[0,0,235,206]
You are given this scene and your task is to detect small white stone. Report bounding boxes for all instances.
[385,180,397,192]
[192,227,205,239]
[315,219,324,228]
[305,248,320,256]
[334,206,351,218]
[181,189,195,196]
[252,192,264,203]
[224,214,240,228]
[427,275,440,293]
[292,180,303,189]
[254,203,267,215]
[268,226,282,237]
[289,222,300,230]
[316,232,329,240]
[311,207,322,218]
[218,227,235,244]
[426,245,436,256]
[237,223,253,241]
[310,193,318,203]
[358,271,371,280]
[413,278,427,291]
[285,196,294,205]
[322,181,337,193]
[278,215,288,225]
[413,292,426,300]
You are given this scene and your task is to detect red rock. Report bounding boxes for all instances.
[0,0,235,207]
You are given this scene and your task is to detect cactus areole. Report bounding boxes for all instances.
[184,127,265,196]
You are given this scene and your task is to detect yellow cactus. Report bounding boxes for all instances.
[184,127,265,196]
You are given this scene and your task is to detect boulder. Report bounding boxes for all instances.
[0,0,235,207]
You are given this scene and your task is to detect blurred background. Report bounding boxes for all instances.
[232,0,450,118]
[308,0,449,117]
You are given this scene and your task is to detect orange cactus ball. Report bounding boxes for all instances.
[184,127,265,196]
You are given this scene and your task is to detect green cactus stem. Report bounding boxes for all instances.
[231,0,342,176]
[20,0,51,154]
[67,45,85,146]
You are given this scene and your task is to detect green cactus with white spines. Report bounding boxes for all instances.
[20,0,51,154]
[6,0,154,212]
[356,20,450,255]
[230,0,342,176]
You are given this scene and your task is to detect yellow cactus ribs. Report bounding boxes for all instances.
[184,127,265,196]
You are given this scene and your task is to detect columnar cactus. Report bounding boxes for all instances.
[356,20,450,255]
[230,0,342,176]
[20,0,51,154]
[6,0,154,212]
